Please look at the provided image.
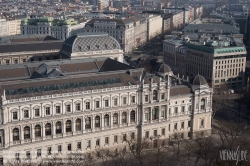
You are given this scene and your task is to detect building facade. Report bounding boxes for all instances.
[83,15,148,52]
[146,14,163,41]
[0,61,213,164]
[0,19,21,37]
[21,17,85,40]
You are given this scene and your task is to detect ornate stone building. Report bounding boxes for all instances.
[0,58,212,164]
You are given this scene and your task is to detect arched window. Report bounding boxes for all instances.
[122,112,127,124]
[85,117,91,129]
[153,90,158,100]
[95,116,100,128]
[113,113,118,125]
[45,123,51,136]
[35,125,41,137]
[66,120,72,132]
[56,121,62,134]
[130,110,135,122]
[75,119,81,131]
[104,114,109,127]
[201,99,205,109]
[13,128,19,141]
[24,126,30,139]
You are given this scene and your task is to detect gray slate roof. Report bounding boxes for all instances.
[61,34,121,55]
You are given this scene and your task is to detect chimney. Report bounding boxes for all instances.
[141,0,144,6]
[109,0,113,8]
[98,0,102,11]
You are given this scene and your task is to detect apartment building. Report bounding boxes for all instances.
[0,19,22,37]
[21,17,85,40]
[146,14,163,41]
[163,38,186,76]
[163,35,246,89]
[83,15,147,52]
[186,40,246,89]
[0,59,212,164]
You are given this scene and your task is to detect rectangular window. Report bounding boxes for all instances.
[5,60,10,64]
[46,107,50,115]
[114,99,118,106]
[13,112,18,120]
[105,100,109,107]
[123,97,127,105]
[131,132,135,139]
[161,128,165,135]
[188,121,191,127]
[201,119,204,127]
[182,106,185,113]
[145,131,149,138]
[114,135,118,143]
[154,130,157,136]
[35,109,40,116]
[161,111,164,117]
[15,153,19,160]
[174,107,178,114]
[95,101,100,108]
[174,123,177,130]
[37,149,41,157]
[26,151,30,159]
[169,124,171,131]
[68,143,71,151]
[86,102,90,110]
[188,105,191,112]
[96,139,100,146]
[76,103,80,111]
[123,134,127,142]
[58,145,62,153]
[24,110,29,118]
[145,95,149,102]
[161,93,165,100]
[56,106,61,114]
[131,96,136,103]
[47,147,52,155]
[145,113,149,121]
[66,105,71,112]
[105,137,109,144]
[181,122,184,129]
[77,142,81,149]
[23,59,26,63]
[87,140,91,148]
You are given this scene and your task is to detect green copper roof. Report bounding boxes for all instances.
[186,43,246,54]
[39,17,54,22]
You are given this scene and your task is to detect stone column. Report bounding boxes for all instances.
[62,100,65,114]
[31,124,35,141]
[101,114,104,129]
[51,102,54,116]
[19,106,22,120]
[30,104,33,119]
[42,123,46,139]
[72,99,74,113]
[41,103,44,117]
[92,116,95,130]
[62,120,66,136]
[20,127,24,142]
[82,118,85,133]
[72,119,75,134]
[128,111,130,124]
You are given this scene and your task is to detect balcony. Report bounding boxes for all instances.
[13,141,21,145]
[35,137,42,141]
[113,124,118,128]
[56,134,63,138]
[104,126,111,130]
[65,132,73,136]
[24,139,31,143]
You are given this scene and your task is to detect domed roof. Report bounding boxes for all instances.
[158,64,171,73]
[60,34,121,55]
[193,75,207,86]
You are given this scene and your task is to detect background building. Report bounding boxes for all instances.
[21,17,85,40]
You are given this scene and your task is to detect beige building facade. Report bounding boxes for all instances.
[0,60,213,164]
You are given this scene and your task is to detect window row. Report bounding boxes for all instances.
[12,111,136,141]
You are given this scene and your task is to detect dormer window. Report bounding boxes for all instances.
[96,45,99,49]
[87,46,90,50]
[78,46,82,51]
[104,44,108,49]
[113,44,116,48]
